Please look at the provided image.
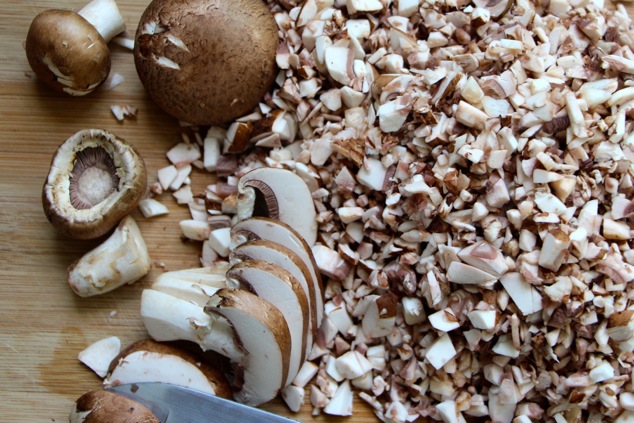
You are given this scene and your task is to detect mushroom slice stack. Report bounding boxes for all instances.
[229,240,317,353]
[225,259,309,387]
[141,280,295,405]
[230,217,324,328]
[104,339,232,399]
[139,170,322,406]
[236,167,318,247]
[203,289,292,406]
[150,263,229,306]
[141,264,230,342]
[43,128,147,240]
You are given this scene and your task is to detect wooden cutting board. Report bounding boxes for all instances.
[0,1,631,422]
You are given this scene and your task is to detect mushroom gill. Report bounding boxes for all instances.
[69,147,121,210]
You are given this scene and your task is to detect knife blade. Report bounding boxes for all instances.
[108,383,300,423]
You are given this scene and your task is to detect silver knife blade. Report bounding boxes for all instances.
[108,383,301,423]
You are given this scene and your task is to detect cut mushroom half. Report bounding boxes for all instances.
[204,288,292,406]
[68,216,151,297]
[43,129,147,240]
[229,239,318,352]
[70,389,159,423]
[226,259,309,387]
[236,167,318,247]
[230,217,324,328]
[104,339,232,399]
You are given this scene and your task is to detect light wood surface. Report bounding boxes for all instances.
[1,1,632,422]
[0,1,369,421]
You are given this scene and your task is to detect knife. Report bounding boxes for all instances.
[108,383,300,423]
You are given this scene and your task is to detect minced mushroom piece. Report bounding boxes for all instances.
[153,0,634,420]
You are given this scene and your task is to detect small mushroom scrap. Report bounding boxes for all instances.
[133,0,279,125]
[25,0,126,95]
[43,129,147,240]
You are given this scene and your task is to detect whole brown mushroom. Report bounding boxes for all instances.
[25,0,126,95]
[133,0,279,125]
[42,129,147,240]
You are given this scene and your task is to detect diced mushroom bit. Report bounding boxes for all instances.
[153,0,634,419]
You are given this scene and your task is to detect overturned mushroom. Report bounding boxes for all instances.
[133,0,279,125]
[43,129,147,240]
[68,216,151,297]
[237,168,318,246]
[25,0,126,95]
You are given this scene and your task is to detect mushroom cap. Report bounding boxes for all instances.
[42,129,147,240]
[25,9,111,96]
[133,0,279,125]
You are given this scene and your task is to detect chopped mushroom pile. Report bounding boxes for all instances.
[148,0,634,421]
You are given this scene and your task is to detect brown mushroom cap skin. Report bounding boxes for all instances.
[71,389,160,423]
[42,129,147,240]
[133,0,279,125]
[26,10,110,96]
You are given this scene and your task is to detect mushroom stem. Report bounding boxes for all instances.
[68,216,151,297]
[77,0,125,43]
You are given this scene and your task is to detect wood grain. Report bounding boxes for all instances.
[0,1,631,422]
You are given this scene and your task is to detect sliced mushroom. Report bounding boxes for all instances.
[229,239,318,351]
[43,129,147,240]
[104,339,232,399]
[204,288,292,406]
[236,168,318,247]
[133,0,278,125]
[226,259,309,386]
[70,389,159,423]
[141,288,217,345]
[230,217,324,327]
[68,216,151,297]
[140,286,289,405]
[150,264,229,306]
[26,0,126,95]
